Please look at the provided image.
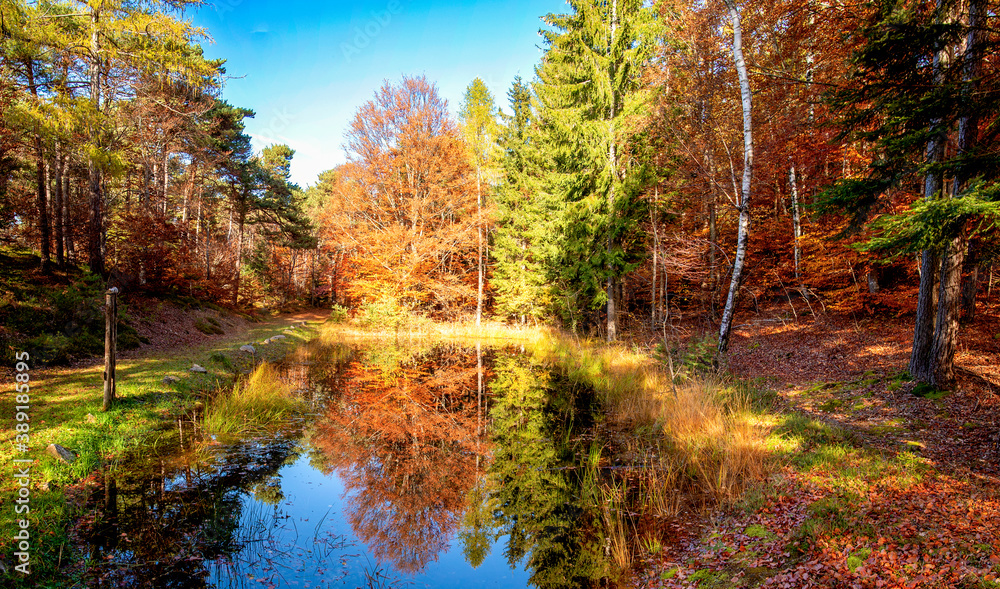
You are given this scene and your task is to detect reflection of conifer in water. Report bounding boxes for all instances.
[81,438,302,587]
[471,353,609,588]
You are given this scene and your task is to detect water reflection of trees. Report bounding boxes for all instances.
[78,438,302,588]
[463,354,609,589]
[307,343,491,574]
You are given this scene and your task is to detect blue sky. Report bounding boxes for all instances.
[189,0,566,188]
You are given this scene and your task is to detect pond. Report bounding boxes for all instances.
[76,339,625,588]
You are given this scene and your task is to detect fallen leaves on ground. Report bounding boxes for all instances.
[634,307,1000,588]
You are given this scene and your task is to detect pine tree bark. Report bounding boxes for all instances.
[87,6,105,276]
[961,259,979,321]
[933,236,965,386]
[65,177,74,263]
[930,0,981,387]
[54,146,65,267]
[910,0,950,383]
[717,0,753,365]
[24,59,51,273]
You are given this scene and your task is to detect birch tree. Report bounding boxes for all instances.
[716,0,753,364]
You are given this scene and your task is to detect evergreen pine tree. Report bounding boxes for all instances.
[492,76,555,323]
[820,0,1000,387]
[534,0,657,339]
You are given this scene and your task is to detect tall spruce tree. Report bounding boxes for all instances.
[492,76,555,323]
[534,0,657,340]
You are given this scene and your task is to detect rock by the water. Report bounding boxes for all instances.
[162,375,180,384]
[239,345,256,354]
[190,364,208,373]
[47,444,76,464]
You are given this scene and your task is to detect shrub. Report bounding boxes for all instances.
[359,297,408,330]
[329,304,349,324]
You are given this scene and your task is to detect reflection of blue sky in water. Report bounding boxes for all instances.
[80,342,606,588]
[209,451,529,588]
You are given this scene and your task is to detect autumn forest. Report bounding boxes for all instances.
[1,0,998,384]
[3,0,1000,586]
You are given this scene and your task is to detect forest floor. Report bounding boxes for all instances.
[633,307,1000,588]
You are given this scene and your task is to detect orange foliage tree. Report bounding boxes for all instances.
[313,76,479,317]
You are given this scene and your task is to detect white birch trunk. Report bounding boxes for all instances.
[716,0,753,364]
[789,162,802,283]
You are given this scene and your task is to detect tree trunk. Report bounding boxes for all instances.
[961,260,979,321]
[476,169,483,326]
[54,147,65,267]
[606,0,619,342]
[790,162,802,283]
[932,236,965,386]
[911,252,939,381]
[87,6,105,276]
[651,186,659,327]
[65,177,74,263]
[24,59,51,273]
[910,0,981,388]
[708,175,718,319]
[162,150,170,213]
[717,0,753,364]
[910,0,950,383]
[930,0,981,386]
[233,205,245,307]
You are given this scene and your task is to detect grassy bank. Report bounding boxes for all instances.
[0,313,321,580]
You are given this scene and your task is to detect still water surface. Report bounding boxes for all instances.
[80,339,614,588]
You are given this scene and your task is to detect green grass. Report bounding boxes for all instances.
[744,524,773,539]
[847,547,873,571]
[0,312,319,582]
[194,316,225,335]
[787,493,872,556]
[686,568,731,587]
[762,402,932,564]
[203,363,303,435]
[911,382,951,399]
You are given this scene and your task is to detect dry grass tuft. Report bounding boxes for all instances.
[532,337,770,503]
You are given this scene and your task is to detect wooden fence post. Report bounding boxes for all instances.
[103,287,118,411]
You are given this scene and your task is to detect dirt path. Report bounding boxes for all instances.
[114,299,330,363]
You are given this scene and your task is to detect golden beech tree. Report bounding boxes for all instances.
[316,76,479,317]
